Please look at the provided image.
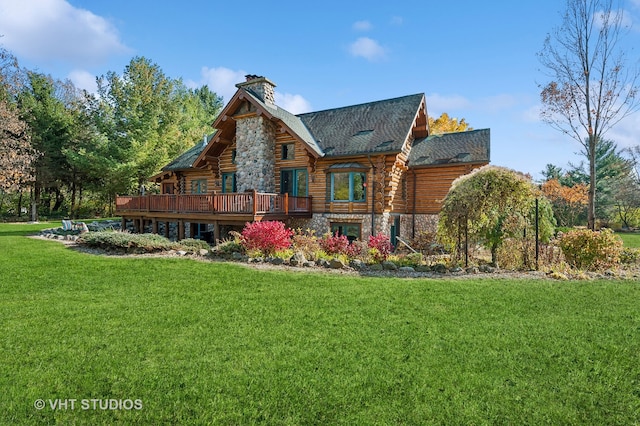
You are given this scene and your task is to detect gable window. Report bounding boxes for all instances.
[330,172,366,202]
[191,179,207,194]
[162,183,175,194]
[222,173,236,193]
[330,222,361,242]
[281,169,308,196]
[281,143,295,160]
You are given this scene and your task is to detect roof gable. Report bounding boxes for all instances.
[162,133,214,171]
[408,129,490,167]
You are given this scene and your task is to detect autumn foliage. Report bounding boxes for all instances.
[240,221,293,256]
[541,179,588,227]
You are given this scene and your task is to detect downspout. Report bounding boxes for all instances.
[412,169,417,239]
[368,155,375,236]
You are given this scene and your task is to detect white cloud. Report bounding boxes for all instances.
[275,92,312,114]
[191,66,247,102]
[189,66,312,113]
[348,37,387,61]
[0,0,130,65]
[353,20,372,31]
[607,111,640,148]
[67,69,97,93]
[425,93,472,114]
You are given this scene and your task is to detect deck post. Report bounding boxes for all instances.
[213,221,220,243]
[178,220,185,241]
[252,189,258,216]
[152,218,158,234]
[189,222,196,238]
[121,217,126,232]
[164,221,170,239]
[284,193,289,215]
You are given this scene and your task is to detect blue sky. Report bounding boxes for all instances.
[1,0,639,180]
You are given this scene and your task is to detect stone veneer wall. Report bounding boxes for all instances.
[400,214,439,239]
[235,116,277,193]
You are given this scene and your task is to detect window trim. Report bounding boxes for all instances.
[330,171,366,202]
[221,172,236,193]
[280,168,308,196]
[330,222,362,242]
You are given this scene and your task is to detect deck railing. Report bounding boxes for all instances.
[115,191,312,216]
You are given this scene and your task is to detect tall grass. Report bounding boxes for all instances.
[1,223,639,424]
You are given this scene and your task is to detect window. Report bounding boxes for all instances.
[330,172,366,202]
[281,169,308,196]
[231,149,237,164]
[281,143,295,160]
[191,179,207,194]
[330,223,361,242]
[162,183,175,194]
[222,173,236,193]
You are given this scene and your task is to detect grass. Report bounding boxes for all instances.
[619,232,640,248]
[1,223,640,425]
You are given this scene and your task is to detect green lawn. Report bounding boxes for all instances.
[1,223,639,425]
[619,232,640,248]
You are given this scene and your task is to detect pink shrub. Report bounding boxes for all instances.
[319,233,351,255]
[368,234,392,262]
[240,221,293,256]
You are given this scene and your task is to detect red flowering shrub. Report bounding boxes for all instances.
[240,221,293,256]
[319,232,351,255]
[368,234,392,262]
[318,232,364,259]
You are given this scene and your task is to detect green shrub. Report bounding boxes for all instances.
[620,247,640,265]
[558,228,624,271]
[179,238,210,251]
[80,231,179,253]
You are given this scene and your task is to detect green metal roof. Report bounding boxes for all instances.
[162,133,215,171]
[408,128,490,167]
[298,93,425,157]
[242,90,324,157]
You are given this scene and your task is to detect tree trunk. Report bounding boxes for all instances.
[588,136,597,230]
[17,191,22,217]
[52,187,64,213]
[30,185,39,222]
[70,174,77,219]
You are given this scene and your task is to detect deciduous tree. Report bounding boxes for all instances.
[538,0,640,230]
[428,113,471,134]
[438,166,555,267]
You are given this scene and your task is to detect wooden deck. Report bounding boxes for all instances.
[116,191,312,221]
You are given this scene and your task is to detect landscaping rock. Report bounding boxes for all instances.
[450,266,464,274]
[176,250,188,256]
[433,263,448,274]
[289,251,307,267]
[350,259,366,270]
[479,264,496,273]
[466,266,480,274]
[270,257,284,265]
[382,261,398,271]
[329,258,346,269]
[415,265,432,272]
[369,263,383,271]
[399,266,415,273]
[198,249,210,257]
[303,261,316,268]
[232,252,245,260]
[318,259,330,268]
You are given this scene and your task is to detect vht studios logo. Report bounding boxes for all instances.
[34,398,143,411]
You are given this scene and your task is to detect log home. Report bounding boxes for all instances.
[116,75,490,243]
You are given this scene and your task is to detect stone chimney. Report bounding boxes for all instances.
[235,75,276,106]
[233,75,277,192]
